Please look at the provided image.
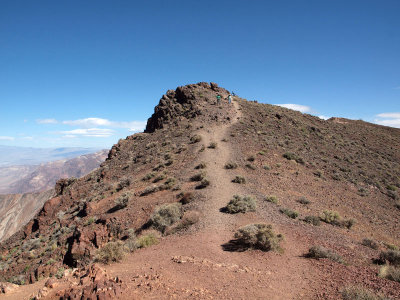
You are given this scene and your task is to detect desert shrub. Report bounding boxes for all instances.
[199,145,205,152]
[385,243,399,251]
[224,162,238,169]
[247,155,255,162]
[85,217,97,226]
[167,211,200,234]
[161,177,176,190]
[304,216,321,226]
[151,203,183,233]
[263,165,270,170]
[195,162,207,169]
[114,193,130,210]
[245,163,256,170]
[378,250,400,266]
[395,201,400,210]
[305,246,344,263]
[320,210,355,229]
[379,265,400,283]
[142,172,156,181]
[208,142,217,149]
[191,172,206,182]
[258,150,266,155]
[136,231,160,248]
[153,173,167,183]
[387,190,398,200]
[190,135,202,143]
[225,195,256,214]
[140,185,159,196]
[283,152,304,164]
[341,286,388,300]
[196,178,210,189]
[95,242,125,264]
[387,185,397,191]
[358,187,369,197]
[265,196,278,204]
[280,208,298,219]
[234,223,283,252]
[362,239,379,250]
[116,177,130,191]
[232,175,246,184]
[179,192,194,204]
[297,197,311,205]
[55,267,65,279]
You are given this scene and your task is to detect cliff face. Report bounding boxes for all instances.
[0,83,399,299]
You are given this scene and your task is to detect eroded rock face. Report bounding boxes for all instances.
[0,282,19,294]
[145,82,229,133]
[58,264,125,300]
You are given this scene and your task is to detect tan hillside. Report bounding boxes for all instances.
[0,82,399,299]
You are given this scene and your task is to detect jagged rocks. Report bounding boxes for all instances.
[58,264,125,299]
[145,82,230,133]
[55,177,77,196]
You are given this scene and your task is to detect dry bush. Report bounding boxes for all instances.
[136,231,160,248]
[379,265,400,283]
[265,196,278,204]
[362,238,379,250]
[280,208,298,219]
[234,223,283,252]
[304,216,321,226]
[320,210,355,229]
[305,246,344,263]
[341,286,388,300]
[225,195,256,214]
[114,193,130,210]
[95,242,125,264]
[190,135,202,143]
[191,172,206,182]
[195,162,207,169]
[208,142,217,149]
[232,175,246,184]
[196,178,210,189]
[140,185,159,196]
[297,197,311,205]
[378,250,400,265]
[224,162,238,169]
[179,192,194,204]
[151,203,183,233]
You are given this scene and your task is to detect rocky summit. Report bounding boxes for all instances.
[0,82,399,299]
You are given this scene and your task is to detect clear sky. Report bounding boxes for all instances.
[1,0,399,149]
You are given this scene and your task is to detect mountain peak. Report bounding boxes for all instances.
[145,82,230,133]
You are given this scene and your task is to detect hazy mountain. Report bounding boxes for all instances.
[0,146,101,167]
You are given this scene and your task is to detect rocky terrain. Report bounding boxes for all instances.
[0,82,399,299]
[0,150,108,194]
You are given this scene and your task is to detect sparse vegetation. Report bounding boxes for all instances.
[320,210,355,229]
[280,208,298,219]
[265,196,278,204]
[225,195,256,214]
[341,286,388,300]
[245,163,256,170]
[95,242,125,264]
[224,162,238,169]
[136,231,160,248]
[142,172,156,181]
[362,238,379,250]
[263,164,270,170]
[297,197,311,205]
[195,162,207,169]
[162,177,176,190]
[114,193,130,210]
[234,223,283,252]
[208,142,217,149]
[378,250,400,266]
[247,155,255,162]
[191,172,206,182]
[232,175,246,184]
[304,216,321,226]
[379,265,400,283]
[196,178,210,189]
[153,173,167,183]
[141,185,159,196]
[150,203,183,233]
[190,135,202,143]
[305,246,344,263]
[283,152,304,164]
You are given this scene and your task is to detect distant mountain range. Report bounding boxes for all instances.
[0,149,108,194]
[0,145,101,167]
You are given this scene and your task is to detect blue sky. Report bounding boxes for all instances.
[1,0,399,148]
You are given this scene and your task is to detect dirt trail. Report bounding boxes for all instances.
[108,99,319,299]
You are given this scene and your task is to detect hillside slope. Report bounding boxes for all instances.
[0,82,399,299]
